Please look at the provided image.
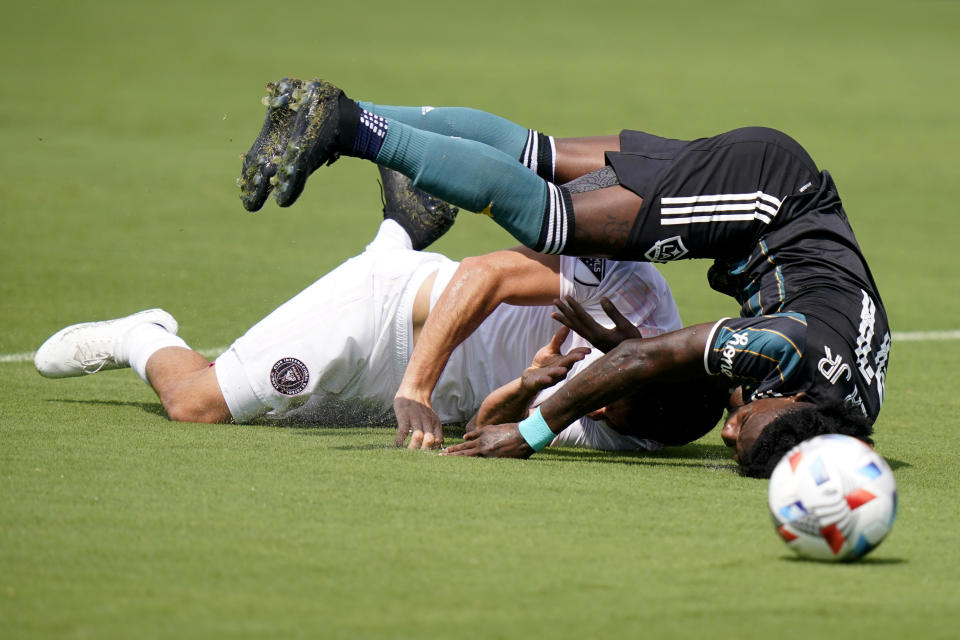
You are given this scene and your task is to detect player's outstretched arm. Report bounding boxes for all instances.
[394,247,562,450]
[443,322,715,458]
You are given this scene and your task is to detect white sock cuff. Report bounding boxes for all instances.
[126,323,189,384]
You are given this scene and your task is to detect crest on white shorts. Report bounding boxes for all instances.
[270,357,309,395]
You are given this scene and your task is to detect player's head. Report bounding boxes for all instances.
[597,378,729,446]
[730,399,875,478]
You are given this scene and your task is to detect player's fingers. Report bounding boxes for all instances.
[441,440,479,456]
[394,424,410,448]
[550,310,574,332]
[548,326,570,351]
[463,427,483,441]
[407,428,424,450]
[566,346,591,361]
[558,296,600,336]
[421,426,443,450]
[563,296,594,323]
[601,297,639,335]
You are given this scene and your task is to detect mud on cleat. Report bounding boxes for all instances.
[238,77,303,212]
[273,79,346,208]
[379,167,459,250]
[34,309,178,378]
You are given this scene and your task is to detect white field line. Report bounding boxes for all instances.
[4,331,960,365]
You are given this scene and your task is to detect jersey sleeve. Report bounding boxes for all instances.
[704,312,808,400]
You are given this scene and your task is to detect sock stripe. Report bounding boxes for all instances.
[520,130,555,182]
[537,183,572,254]
[522,130,538,175]
[545,135,557,182]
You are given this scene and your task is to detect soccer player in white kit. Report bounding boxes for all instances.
[34,171,715,452]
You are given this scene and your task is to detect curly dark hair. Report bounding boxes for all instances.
[739,401,875,479]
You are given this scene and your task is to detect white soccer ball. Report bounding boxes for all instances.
[767,434,897,561]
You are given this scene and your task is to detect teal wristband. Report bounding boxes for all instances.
[518,406,555,452]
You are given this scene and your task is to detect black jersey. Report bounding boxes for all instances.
[606,127,890,421]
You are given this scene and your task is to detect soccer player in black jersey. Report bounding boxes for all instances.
[239,78,889,477]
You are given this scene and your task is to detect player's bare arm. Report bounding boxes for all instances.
[394,247,562,450]
[465,327,590,432]
[443,321,715,458]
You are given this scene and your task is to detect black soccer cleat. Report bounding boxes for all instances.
[273,79,345,208]
[379,167,459,250]
[238,77,303,212]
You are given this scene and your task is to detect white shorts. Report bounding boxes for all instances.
[550,415,662,451]
[214,225,453,423]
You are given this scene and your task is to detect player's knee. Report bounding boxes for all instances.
[163,391,229,424]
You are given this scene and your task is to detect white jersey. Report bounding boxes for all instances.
[214,221,681,449]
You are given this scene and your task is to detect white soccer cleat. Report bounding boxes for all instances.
[34,309,178,378]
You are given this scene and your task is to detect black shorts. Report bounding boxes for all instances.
[605,127,821,261]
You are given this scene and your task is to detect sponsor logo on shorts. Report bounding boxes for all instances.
[644,236,689,262]
[270,357,309,396]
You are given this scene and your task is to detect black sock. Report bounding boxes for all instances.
[338,94,388,161]
[521,130,555,181]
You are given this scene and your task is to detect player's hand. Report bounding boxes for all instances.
[521,327,591,392]
[552,296,642,353]
[441,423,534,458]
[393,394,443,450]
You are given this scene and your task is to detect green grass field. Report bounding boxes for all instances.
[2,0,959,637]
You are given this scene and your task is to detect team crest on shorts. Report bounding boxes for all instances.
[644,236,689,262]
[270,357,309,395]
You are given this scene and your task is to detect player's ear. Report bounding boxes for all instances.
[788,392,808,403]
[586,407,606,420]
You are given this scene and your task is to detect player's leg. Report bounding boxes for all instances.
[357,107,619,183]
[554,136,621,183]
[272,83,627,254]
[34,310,231,423]
[359,102,557,180]
[142,347,230,423]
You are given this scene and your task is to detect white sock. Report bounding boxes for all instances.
[125,323,189,384]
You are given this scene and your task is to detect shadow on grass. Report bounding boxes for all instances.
[779,555,906,566]
[45,399,912,473]
[47,398,167,418]
[883,457,910,471]
[541,443,740,472]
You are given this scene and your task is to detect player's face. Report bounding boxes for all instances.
[721,395,807,463]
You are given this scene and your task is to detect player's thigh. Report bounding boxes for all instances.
[554,136,620,183]
[567,184,643,257]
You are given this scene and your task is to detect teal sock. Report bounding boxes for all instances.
[358,102,527,157]
[374,119,571,252]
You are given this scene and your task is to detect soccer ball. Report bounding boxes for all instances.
[767,434,897,561]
